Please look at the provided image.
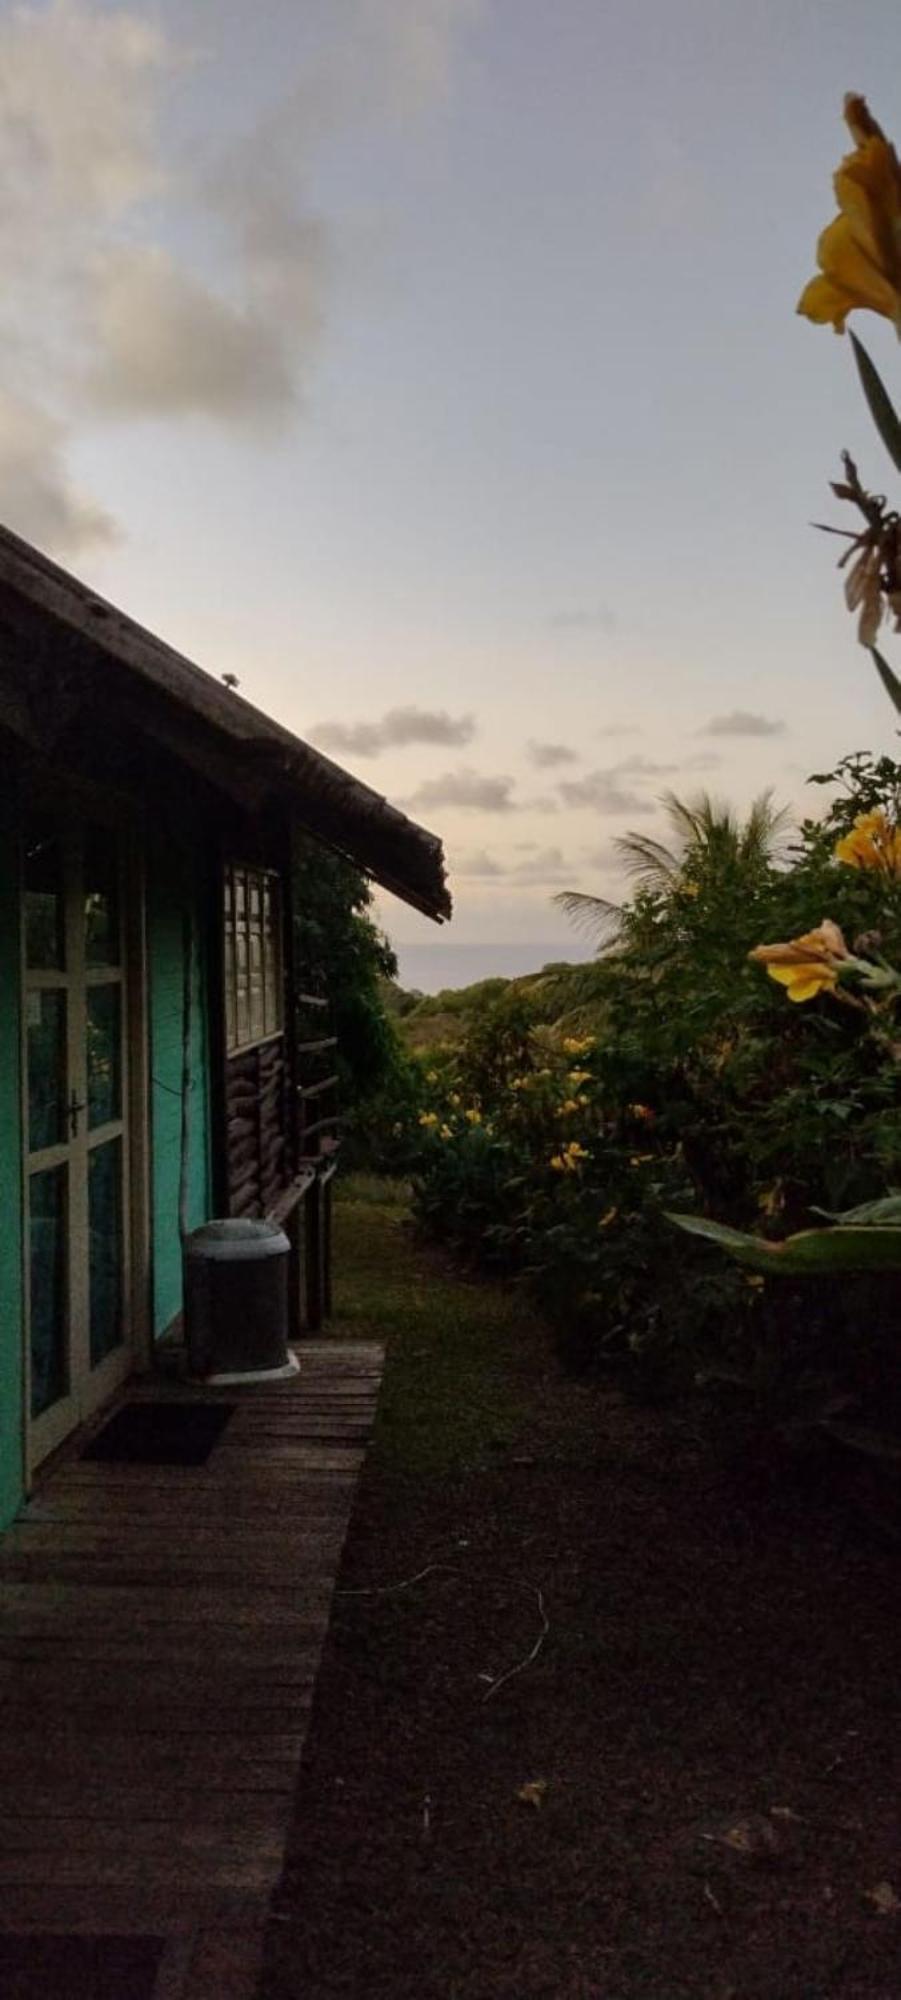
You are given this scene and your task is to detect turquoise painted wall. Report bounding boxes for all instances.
[0,822,23,1528]
[148,846,212,1338]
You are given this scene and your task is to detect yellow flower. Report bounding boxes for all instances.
[558,1098,581,1116]
[562,1035,596,1056]
[568,1068,592,1087]
[627,1103,655,1123]
[464,1107,482,1124]
[769,962,840,1002]
[749,920,849,1004]
[834,808,901,875]
[550,1140,589,1174]
[629,1154,654,1167]
[418,1110,440,1128]
[426,1070,439,1083]
[439,1123,453,1141]
[598,1206,618,1229]
[798,94,901,334]
[449,1092,461,1107]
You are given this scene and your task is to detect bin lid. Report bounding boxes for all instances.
[185,1217,290,1262]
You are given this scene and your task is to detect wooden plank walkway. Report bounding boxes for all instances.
[0,1340,384,2000]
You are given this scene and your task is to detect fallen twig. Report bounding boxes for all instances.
[337,1560,551,1704]
[337,1561,459,1597]
[481,1584,549,1703]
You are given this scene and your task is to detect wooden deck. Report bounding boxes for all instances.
[0,1341,384,1999]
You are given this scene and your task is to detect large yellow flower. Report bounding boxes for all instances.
[749,920,849,1004]
[798,95,901,334]
[834,808,901,875]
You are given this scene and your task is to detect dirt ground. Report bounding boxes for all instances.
[261,1188,901,2000]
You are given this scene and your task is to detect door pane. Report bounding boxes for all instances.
[84,826,121,967]
[89,1138,124,1366]
[27,989,67,1151]
[86,984,122,1128]
[24,829,65,970]
[30,1165,69,1416]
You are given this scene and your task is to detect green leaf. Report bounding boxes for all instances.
[870,646,901,718]
[667,1211,901,1274]
[813,1193,901,1225]
[850,331,901,474]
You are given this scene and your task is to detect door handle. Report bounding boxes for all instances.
[68,1090,87,1137]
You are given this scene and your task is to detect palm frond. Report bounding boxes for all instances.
[613,832,680,889]
[552,890,623,945]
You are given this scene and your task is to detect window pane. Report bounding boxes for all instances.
[89,1138,124,1365]
[84,826,120,967]
[87,984,122,1128]
[235,927,249,1044]
[248,930,264,1041]
[27,988,67,1152]
[30,1165,68,1417]
[24,828,65,970]
[263,882,280,1035]
[224,923,236,1051]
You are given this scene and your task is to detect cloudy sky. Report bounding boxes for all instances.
[3,0,901,988]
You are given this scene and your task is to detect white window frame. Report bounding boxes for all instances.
[223,863,283,1055]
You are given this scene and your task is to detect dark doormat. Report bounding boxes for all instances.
[0,1934,164,1999]
[82,1400,236,1466]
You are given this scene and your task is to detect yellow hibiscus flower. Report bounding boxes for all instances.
[749,919,849,1003]
[834,808,901,875]
[798,94,901,334]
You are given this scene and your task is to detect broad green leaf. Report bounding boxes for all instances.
[850,332,901,474]
[668,1211,901,1274]
[870,646,901,718]
[813,1193,901,1225]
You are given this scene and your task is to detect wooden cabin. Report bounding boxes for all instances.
[0,525,450,1529]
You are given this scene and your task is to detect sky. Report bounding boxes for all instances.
[2,0,901,990]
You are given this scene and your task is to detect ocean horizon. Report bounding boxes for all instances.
[391,938,597,997]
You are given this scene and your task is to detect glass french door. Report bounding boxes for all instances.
[22,819,132,1469]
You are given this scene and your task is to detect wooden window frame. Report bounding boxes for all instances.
[223,862,283,1056]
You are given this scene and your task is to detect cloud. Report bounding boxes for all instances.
[527,740,578,769]
[404,768,515,812]
[613,755,680,777]
[312,705,475,757]
[701,710,786,739]
[0,1,332,538]
[86,247,294,424]
[0,392,117,557]
[0,0,170,238]
[558,768,656,816]
[521,794,561,814]
[0,0,480,554]
[452,847,503,877]
[453,845,573,886]
[547,604,617,634]
[358,0,482,108]
[597,723,641,737]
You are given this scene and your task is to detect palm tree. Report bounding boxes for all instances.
[555,789,792,947]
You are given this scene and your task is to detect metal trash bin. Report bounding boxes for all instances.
[184,1218,294,1382]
